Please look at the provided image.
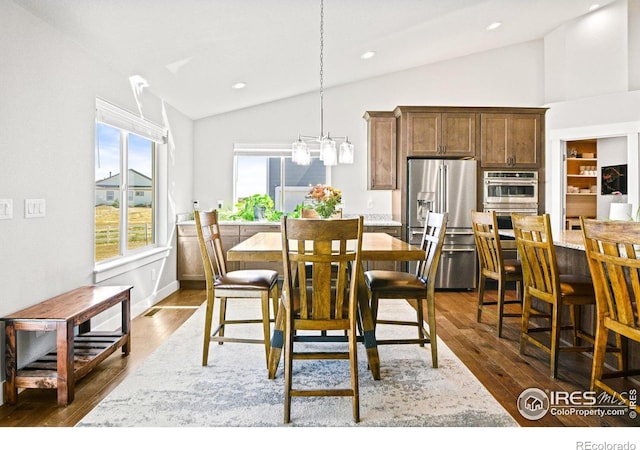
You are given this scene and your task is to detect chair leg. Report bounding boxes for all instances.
[261,291,272,369]
[496,277,506,338]
[370,294,379,333]
[283,311,293,424]
[202,294,215,366]
[569,304,579,346]
[590,318,608,392]
[520,291,532,355]
[349,323,360,423]
[550,303,561,378]
[426,294,438,368]
[477,274,486,323]
[415,298,425,347]
[218,297,227,344]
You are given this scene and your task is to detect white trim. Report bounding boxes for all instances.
[96,97,167,143]
[547,121,640,235]
[93,246,171,283]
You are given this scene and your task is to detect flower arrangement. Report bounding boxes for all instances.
[307,184,342,219]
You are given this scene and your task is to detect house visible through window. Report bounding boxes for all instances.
[95,99,166,263]
[234,145,328,213]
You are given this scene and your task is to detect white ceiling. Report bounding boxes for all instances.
[13,0,614,120]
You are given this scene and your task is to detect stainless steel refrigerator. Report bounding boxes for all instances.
[407,158,477,289]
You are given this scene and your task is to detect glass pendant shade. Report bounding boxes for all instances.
[320,138,337,166]
[292,140,309,165]
[339,140,354,164]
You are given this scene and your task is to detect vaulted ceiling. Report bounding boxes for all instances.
[13,0,614,119]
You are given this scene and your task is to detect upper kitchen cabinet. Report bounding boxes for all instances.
[394,107,477,157]
[364,111,396,190]
[480,111,546,168]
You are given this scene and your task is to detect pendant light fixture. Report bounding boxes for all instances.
[292,0,354,166]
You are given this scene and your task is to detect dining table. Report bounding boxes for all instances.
[226,231,426,380]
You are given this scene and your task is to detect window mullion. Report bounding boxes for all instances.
[120,130,129,256]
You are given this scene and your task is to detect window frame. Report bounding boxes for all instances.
[232,144,332,212]
[94,98,170,283]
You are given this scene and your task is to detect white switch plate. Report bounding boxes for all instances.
[0,199,13,219]
[25,198,46,218]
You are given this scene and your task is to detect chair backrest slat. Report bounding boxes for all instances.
[195,210,228,285]
[281,216,363,322]
[471,210,504,274]
[415,212,448,286]
[581,218,640,330]
[512,213,559,303]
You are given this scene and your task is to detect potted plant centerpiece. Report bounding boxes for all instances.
[305,184,342,219]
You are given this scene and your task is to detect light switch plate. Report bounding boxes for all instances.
[0,199,13,219]
[25,198,46,218]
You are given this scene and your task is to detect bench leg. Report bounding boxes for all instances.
[56,321,75,406]
[4,322,17,405]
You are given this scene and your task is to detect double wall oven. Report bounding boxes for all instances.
[482,170,539,229]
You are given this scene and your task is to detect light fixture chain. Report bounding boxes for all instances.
[319,0,324,137]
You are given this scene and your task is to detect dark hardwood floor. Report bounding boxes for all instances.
[0,286,637,427]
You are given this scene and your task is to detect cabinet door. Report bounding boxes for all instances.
[363,226,402,271]
[441,113,476,157]
[406,112,440,156]
[177,225,205,281]
[480,113,540,168]
[509,114,540,168]
[480,114,509,167]
[365,112,396,190]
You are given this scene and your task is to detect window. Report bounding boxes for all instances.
[233,145,328,212]
[95,98,166,264]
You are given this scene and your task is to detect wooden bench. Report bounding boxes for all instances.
[2,285,132,406]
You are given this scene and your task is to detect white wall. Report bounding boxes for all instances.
[544,0,640,233]
[193,39,545,214]
[597,137,630,218]
[0,1,193,402]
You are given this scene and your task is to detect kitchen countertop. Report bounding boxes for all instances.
[499,229,585,250]
[177,213,401,227]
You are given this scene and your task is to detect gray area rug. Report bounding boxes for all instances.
[77,300,518,427]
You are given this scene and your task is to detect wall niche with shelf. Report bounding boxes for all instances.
[565,139,597,228]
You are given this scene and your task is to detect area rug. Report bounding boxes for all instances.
[77,300,518,427]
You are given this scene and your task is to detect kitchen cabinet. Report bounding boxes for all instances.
[395,107,477,157]
[364,111,396,190]
[364,225,402,271]
[238,224,282,275]
[176,223,241,286]
[480,113,542,168]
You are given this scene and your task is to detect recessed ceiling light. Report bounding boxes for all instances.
[361,51,376,60]
[486,22,502,31]
[232,82,246,90]
[589,4,601,11]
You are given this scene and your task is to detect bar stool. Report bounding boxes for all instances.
[471,210,523,337]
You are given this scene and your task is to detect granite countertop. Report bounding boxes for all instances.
[499,229,585,251]
[177,213,401,227]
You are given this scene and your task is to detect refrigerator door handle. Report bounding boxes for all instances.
[441,247,477,253]
[442,163,448,214]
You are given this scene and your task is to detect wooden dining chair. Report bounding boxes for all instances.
[512,213,599,378]
[471,210,523,337]
[364,211,447,368]
[280,215,364,423]
[580,217,636,407]
[195,210,279,368]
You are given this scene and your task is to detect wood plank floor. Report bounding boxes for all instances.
[0,287,637,427]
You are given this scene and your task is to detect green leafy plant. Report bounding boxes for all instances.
[228,194,278,221]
